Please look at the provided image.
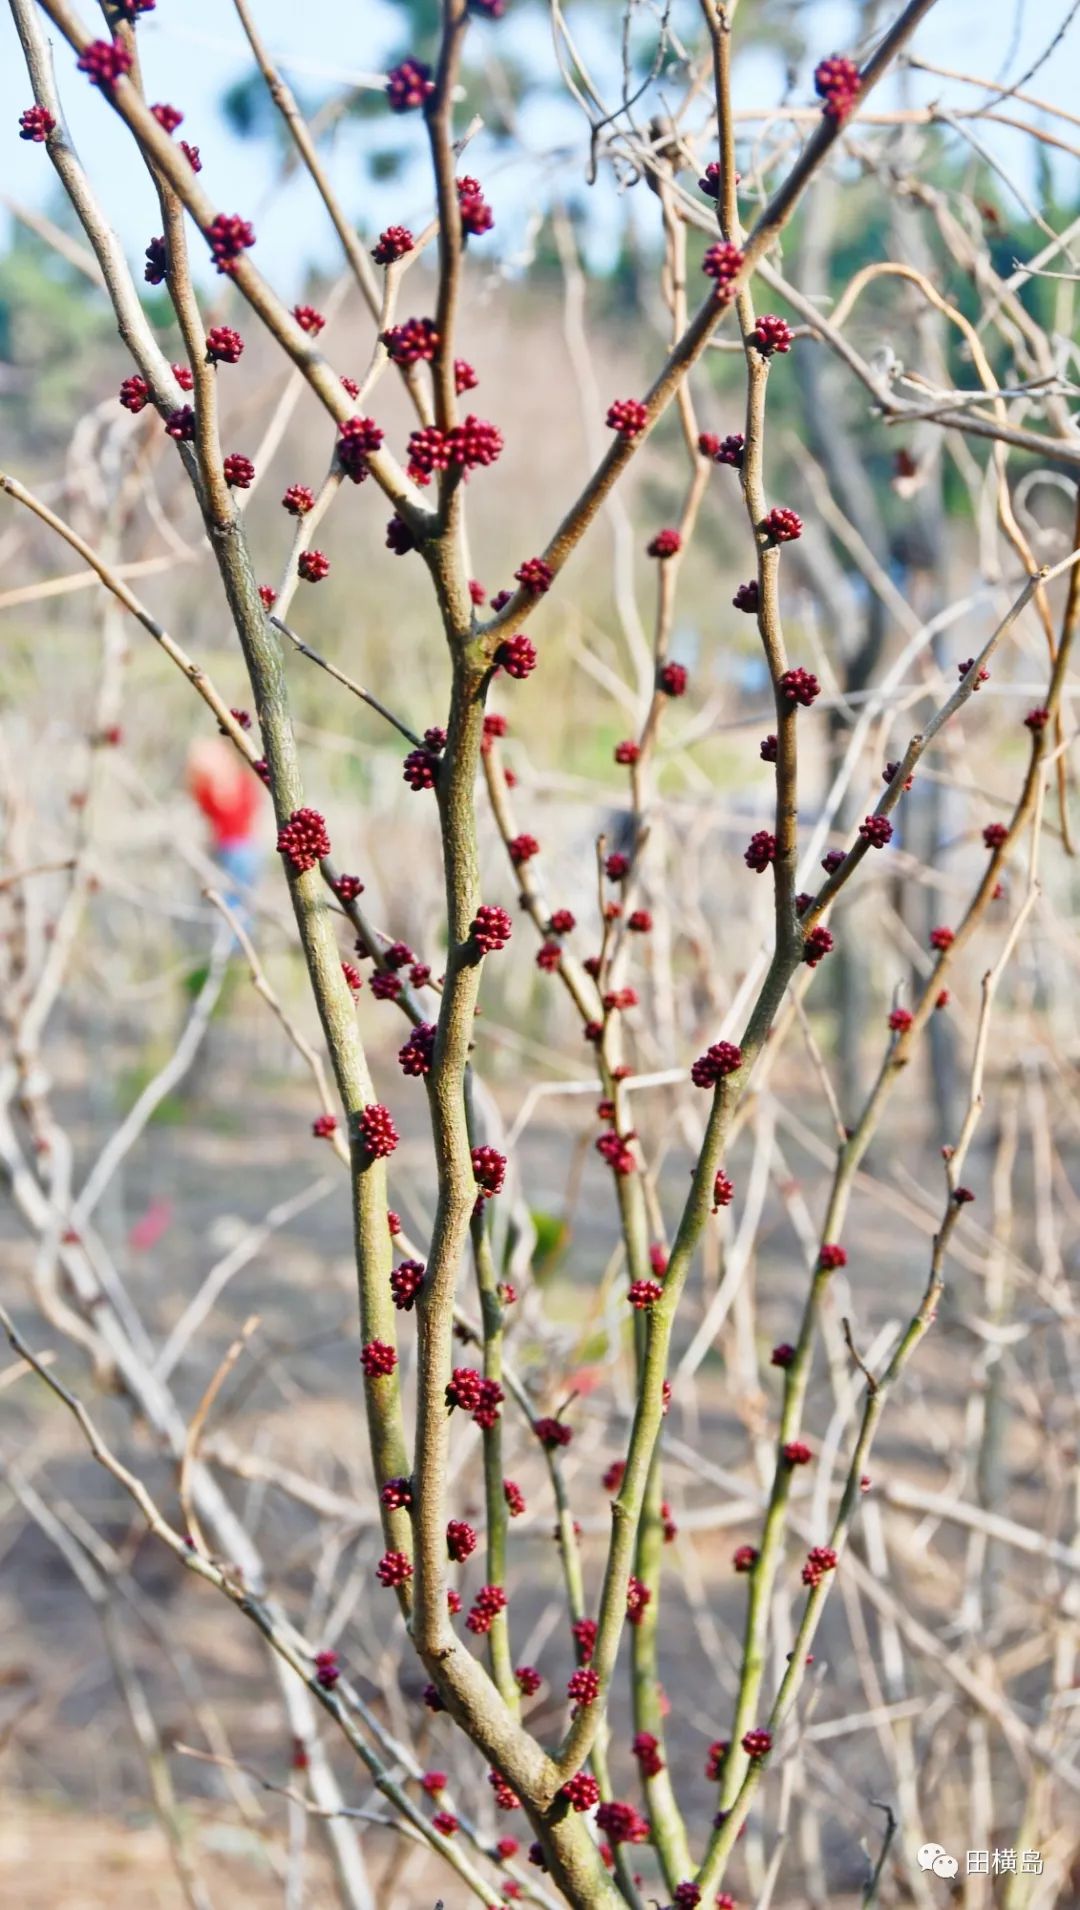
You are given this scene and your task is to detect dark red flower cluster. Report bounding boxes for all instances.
[859,814,893,848]
[77,39,133,88]
[691,1040,743,1088]
[888,1007,913,1034]
[744,830,776,873]
[496,634,537,679]
[715,433,746,467]
[361,1340,397,1379]
[504,1479,525,1516]
[648,529,682,559]
[712,1170,734,1211]
[802,1544,838,1587]
[223,453,254,489]
[144,236,168,284]
[454,415,503,469]
[983,821,1008,848]
[698,161,722,198]
[390,1259,425,1311]
[151,102,183,132]
[783,1441,813,1466]
[398,1022,436,1078]
[312,1113,337,1139]
[705,1740,728,1781]
[358,1104,398,1159]
[614,739,641,766]
[733,580,759,613]
[535,1416,573,1450]
[515,556,553,594]
[771,1342,796,1368]
[560,1773,600,1813]
[466,1584,507,1634]
[627,1278,663,1309]
[382,316,439,364]
[673,1885,701,1908]
[883,760,914,791]
[629,909,652,933]
[733,1544,758,1573]
[471,1145,506,1197]
[1025,706,1050,732]
[803,925,834,966]
[338,415,384,482]
[626,1576,651,1626]
[595,1800,650,1846]
[372,224,414,264]
[814,55,860,122]
[19,105,55,142]
[633,1731,663,1777]
[119,375,150,414]
[277,807,330,872]
[471,904,512,952]
[205,213,256,274]
[508,833,538,865]
[447,1519,477,1562]
[457,175,494,235]
[606,398,648,439]
[489,1770,520,1810]
[403,741,442,789]
[658,661,687,697]
[778,667,820,706]
[753,314,794,354]
[702,241,745,300]
[596,1129,636,1177]
[313,1648,339,1688]
[515,1665,541,1695]
[572,1616,597,1661]
[741,1728,773,1760]
[375,1549,413,1587]
[282,484,315,517]
[386,58,435,111]
[298,549,330,583]
[930,925,955,951]
[181,143,202,172]
[386,515,415,555]
[334,873,365,902]
[445,1367,482,1413]
[205,325,244,365]
[381,1476,412,1509]
[763,505,803,543]
[567,1666,600,1709]
[455,359,478,394]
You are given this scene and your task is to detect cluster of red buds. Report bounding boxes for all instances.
[465,1584,507,1634]
[386,58,434,111]
[457,175,494,235]
[814,55,861,123]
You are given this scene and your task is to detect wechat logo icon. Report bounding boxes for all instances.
[918,1843,959,1880]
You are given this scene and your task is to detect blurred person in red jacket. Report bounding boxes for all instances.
[186,736,262,913]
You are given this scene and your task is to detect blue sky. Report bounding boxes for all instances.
[2,1,1077,299]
